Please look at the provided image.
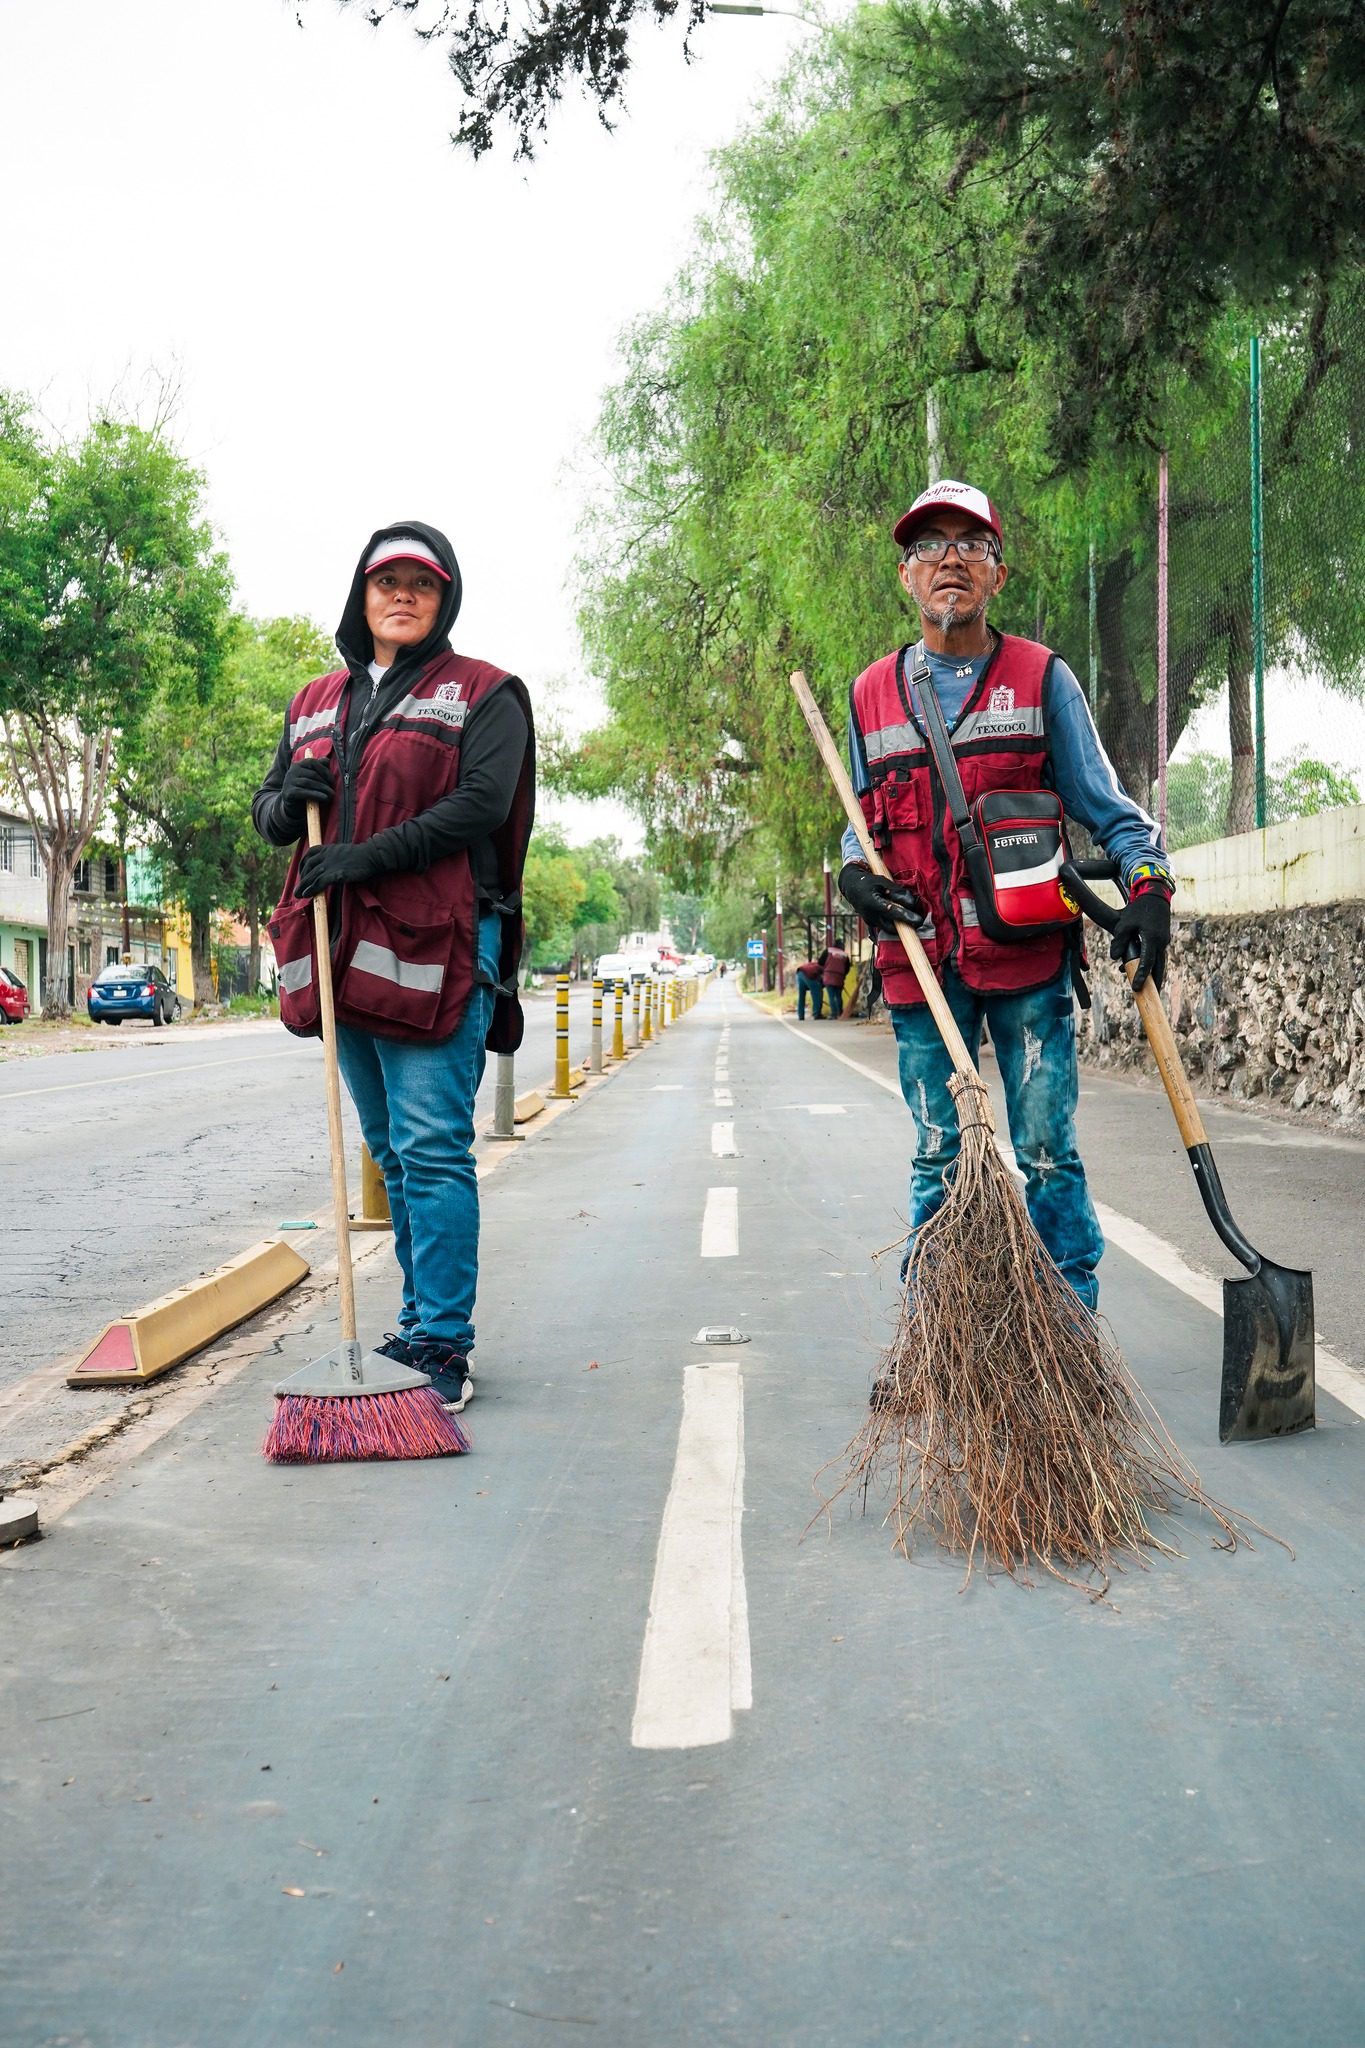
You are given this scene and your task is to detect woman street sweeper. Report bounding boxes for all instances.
[252,523,535,1414]
[838,479,1174,1319]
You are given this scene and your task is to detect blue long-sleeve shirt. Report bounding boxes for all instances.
[839,643,1170,892]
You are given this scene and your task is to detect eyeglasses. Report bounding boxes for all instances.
[906,534,999,564]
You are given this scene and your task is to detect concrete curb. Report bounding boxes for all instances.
[65,1238,312,1388]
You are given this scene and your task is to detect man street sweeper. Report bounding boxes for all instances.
[838,479,1172,1315]
[252,523,534,1413]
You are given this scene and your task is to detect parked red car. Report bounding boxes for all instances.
[0,965,30,1023]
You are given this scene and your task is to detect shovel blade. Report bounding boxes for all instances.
[1219,1262,1315,1443]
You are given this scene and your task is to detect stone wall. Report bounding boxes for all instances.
[1081,902,1365,1126]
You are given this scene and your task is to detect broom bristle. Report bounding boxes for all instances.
[825,1081,1274,1593]
[263,1385,470,1464]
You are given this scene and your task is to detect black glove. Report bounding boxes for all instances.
[1109,887,1170,993]
[278,757,336,827]
[838,860,927,936]
[295,840,383,898]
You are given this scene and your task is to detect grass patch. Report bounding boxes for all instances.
[225,992,280,1019]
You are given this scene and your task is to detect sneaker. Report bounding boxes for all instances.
[374,1332,418,1367]
[411,1340,475,1412]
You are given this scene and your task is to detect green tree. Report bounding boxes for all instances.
[521,827,588,974]
[890,0,1365,460]
[572,10,1365,868]
[0,397,230,1015]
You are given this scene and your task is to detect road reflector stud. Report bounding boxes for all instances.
[691,1325,751,1346]
[67,1239,311,1388]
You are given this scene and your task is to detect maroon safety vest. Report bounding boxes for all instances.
[852,634,1070,1005]
[268,651,534,1050]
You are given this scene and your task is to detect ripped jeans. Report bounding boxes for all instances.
[889,966,1105,1310]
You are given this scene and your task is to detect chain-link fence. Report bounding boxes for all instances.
[1023,285,1365,852]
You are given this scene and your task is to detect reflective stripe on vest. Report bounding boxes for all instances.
[279,955,314,993]
[851,635,1067,1002]
[350,941,445,994]
[289,703,341,748]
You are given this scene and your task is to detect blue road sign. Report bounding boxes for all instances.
[746,938,766,957]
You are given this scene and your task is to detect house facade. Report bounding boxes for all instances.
[0,814,173,1007]
[0,811,47,997]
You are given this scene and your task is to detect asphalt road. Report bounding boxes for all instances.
[0,987,600,1396]
[4,982,1365,2045]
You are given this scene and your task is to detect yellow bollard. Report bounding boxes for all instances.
[590,975,605,1072]
[631,978,642,1048]
[642,979,653,1042]
[354,1142,391,1231]
[613,980,626,1060]
[553,972,574,1096]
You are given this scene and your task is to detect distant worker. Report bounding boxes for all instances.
[838,480,1172,1312]
[252,524,535,1412]
[795,955,824,1021]
[820,938,850,1019]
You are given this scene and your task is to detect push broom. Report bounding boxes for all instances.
[790,669,1262,1588]
[263,798,469,1464]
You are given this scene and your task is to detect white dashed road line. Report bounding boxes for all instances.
[714,1089,733,1109]
[712,1122,738,1157]
[631,1362,751,1750]
[701,1185,739,1257]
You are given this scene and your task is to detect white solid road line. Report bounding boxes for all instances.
[767,1006,1365,1421]
[701,1185,739,1257]
[632,1362,751,1749]
[712,1121,738,1157]
[0,1046,304,1103]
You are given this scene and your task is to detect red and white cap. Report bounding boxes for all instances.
[892,481,1002,551]
[364,533,452,581]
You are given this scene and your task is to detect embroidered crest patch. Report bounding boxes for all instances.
[988,684,1015,714]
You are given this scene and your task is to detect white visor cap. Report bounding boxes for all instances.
[364,534,451,582]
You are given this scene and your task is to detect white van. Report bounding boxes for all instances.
[595,951,652,986]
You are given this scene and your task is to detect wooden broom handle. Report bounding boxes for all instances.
[788,669,985,1089]
[306,798,358,1345]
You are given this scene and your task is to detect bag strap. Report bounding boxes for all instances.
[907,643,981,856]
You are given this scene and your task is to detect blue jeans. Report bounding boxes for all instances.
[889,967,1104,1310]
[796,970,824,1021]
[336,912,501,1353]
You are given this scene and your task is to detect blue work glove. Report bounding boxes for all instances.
[838,860,927,937]
[295,841,383,898]
[1110,885,1171,993]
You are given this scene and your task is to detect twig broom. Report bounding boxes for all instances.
[262,797,469,1464]
[790,669,1265,1589]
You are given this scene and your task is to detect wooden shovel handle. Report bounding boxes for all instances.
[306,798,358,1345]
[1128,966,1209,1149]
[788,669,986,1098]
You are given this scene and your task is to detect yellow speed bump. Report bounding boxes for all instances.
[513,1089,547,1124]
[67,1238,311,1388]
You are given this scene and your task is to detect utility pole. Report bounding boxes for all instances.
[774,866,785,995]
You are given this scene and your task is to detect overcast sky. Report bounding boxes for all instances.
[2,0,814,849]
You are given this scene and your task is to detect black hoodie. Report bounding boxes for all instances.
[252,522,530,897]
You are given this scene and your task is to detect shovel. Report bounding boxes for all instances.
[1061,858,1315,1443]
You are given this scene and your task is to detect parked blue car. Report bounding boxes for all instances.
[87,962,182,1027]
